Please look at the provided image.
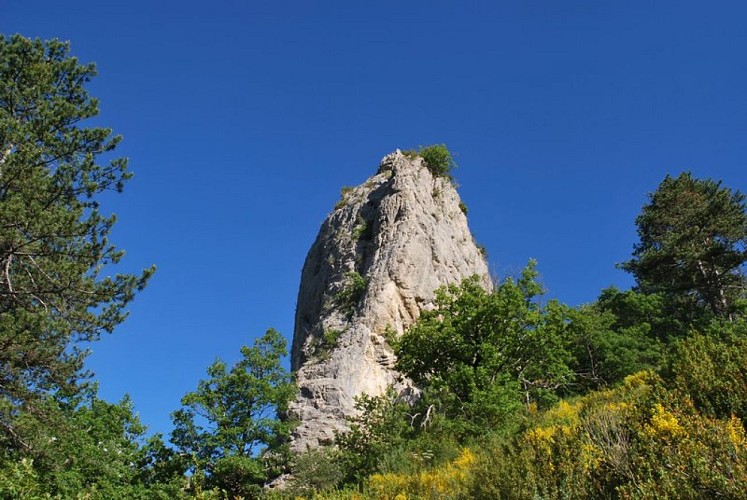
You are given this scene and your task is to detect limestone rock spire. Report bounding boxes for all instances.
[288,150,490,451]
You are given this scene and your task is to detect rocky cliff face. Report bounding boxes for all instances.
[288,150,490,452]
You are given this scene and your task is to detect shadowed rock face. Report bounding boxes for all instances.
[288,150,490,452]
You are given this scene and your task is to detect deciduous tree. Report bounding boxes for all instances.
[396,262,575,434]
[171,328,296,496]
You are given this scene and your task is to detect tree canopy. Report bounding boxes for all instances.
[0,34,153,452]
[395,262,575,435]
[171,328,296,497]
[620,172,746,321]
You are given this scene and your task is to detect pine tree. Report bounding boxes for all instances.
[0,35,154,449]
[621,172,746,321]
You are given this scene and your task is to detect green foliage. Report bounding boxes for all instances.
[0,34,154,451]
[458,201,468,215]
[170,328,296,496]
[352,215,370,240]
[396,262,576,436]
[567,293,663,391]
[208,455,265,499]
[310,329,344,361]
[136,433,189,495]
[334,271,368,316]
[620,172,747,321]
[283,447,344,496]
[665,320,747,423]
[0,34,164,498]
[334,390,412,485]
[41,394,147,494]
[0,457,41,498]
[0,385,184,498]
[475,242,487,258]
[418,144,457,179]
[322,328,343,348]
[382,324,399,347]
[377,431,464,478]
[596,286,685,342]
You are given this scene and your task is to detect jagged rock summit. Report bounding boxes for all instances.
[288,150,490,452]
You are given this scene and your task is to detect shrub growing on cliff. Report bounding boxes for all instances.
[418,144,457,179]
[334,271,368,316]
[310,328,344,361]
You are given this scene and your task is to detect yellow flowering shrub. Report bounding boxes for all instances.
[367,448,474,499]
[579,443,604,473]
[621,404,747,498]
[641,403,684,440]
[544,400,580,423]
[727,415,747,447]
[467,368,746,499]
[622,370,656,389]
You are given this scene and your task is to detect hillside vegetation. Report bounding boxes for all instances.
[276,184,747,496]
[1,35,745,499]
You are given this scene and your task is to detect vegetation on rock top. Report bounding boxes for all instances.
[404,144,458,179]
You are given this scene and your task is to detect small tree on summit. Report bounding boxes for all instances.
[416,144,457,179]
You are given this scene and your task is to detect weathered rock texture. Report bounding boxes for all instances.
[288,150,490,452]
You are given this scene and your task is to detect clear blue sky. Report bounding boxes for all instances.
[4,1,746,438]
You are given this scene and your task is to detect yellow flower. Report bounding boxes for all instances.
[525,426,557,445]
[726,415,746,447]
[580,443,603,472]
[366,448,475,498]
[546,400,580,422]
[643,403,684,439]
[453,448,475,469]
[623,370,655,389]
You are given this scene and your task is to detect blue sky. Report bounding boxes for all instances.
[4,1,746,438]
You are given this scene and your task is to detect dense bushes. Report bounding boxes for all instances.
[395,263,574,436]
[299,233,746,499]
[468,370,747,499]
[665,322,747,423]
[337,368,746,499]
[275,360,746,499]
